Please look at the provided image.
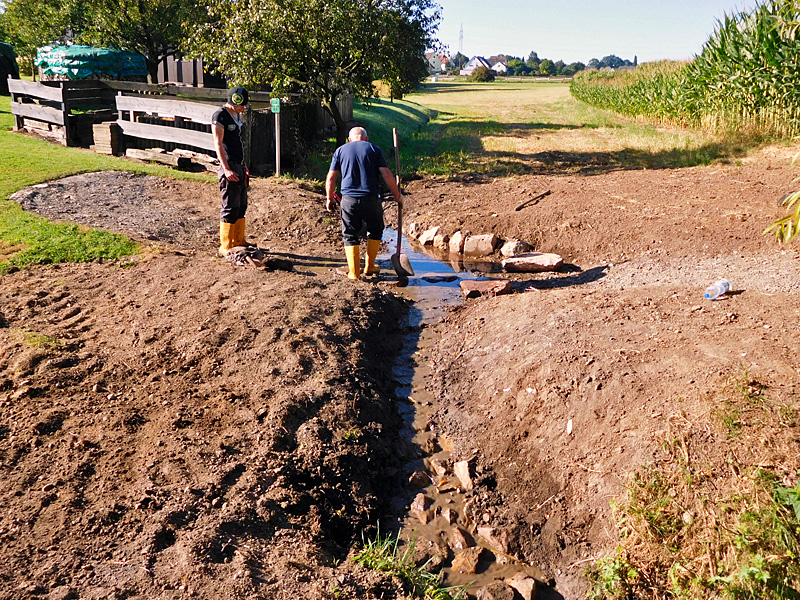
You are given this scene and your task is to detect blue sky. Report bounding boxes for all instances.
[434,0,758,64]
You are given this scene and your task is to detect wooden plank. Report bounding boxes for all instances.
[117,119,215,150]
[8,79,65,103]
[11,101,66,125]
[126,148,191,168]
[115,95,217,124]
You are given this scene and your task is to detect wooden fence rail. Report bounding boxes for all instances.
[8,78,354,173]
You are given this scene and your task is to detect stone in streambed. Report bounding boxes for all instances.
[419,226,440,245]
[501,252,563,272]
[463,234,499,257]
[460,279,513,298]
[449,231,466,254]
[476,581,516,600]
[411,493,433,524]
[506,573,538,600]
[500,238,531,257]
[451,546,484,574]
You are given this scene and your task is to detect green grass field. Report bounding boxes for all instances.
[386,80,753,175]
[0,96,212,273]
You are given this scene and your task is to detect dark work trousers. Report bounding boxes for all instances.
[340,195,384,246]
[218,164,248,223]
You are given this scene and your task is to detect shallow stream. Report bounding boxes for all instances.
[376,229,548,595]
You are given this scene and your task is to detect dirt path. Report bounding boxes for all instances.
[1,145,800,599]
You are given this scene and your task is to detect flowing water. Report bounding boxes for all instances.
[376,230,547,594]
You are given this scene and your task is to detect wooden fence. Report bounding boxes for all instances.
[8,79,353,173]
[8,78,116,146]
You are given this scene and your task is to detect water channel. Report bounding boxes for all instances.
[293,226,552,596]
[373,229,551,598]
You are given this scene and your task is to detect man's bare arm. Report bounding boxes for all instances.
[325,170,339,212]
[213,123,238,182]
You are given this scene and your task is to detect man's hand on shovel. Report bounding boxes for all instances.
[325,191,341,212]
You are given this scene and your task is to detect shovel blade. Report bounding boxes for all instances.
[392,252,414,277]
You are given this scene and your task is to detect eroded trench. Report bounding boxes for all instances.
[370,230,549,596]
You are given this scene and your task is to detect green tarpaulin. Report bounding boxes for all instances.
[36,45,147,79]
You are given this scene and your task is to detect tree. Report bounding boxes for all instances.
[82,0,205,82]
[1,0,203,82]
[469,65,494,82]
[450,51,468,71]
[553,60,565,75]
[538,59,554,75]
[1,0,90,64]
[189,0,441,145]
[587,58,600,69]
[506,57,528,75]
[526,50,540,70]
[561,61,585,76]
[599,54,624,69]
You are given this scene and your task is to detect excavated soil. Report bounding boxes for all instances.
[2,143,800,599]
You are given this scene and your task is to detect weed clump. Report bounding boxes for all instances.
[588,370,800,599]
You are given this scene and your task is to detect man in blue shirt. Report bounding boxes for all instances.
[326,127,404,280]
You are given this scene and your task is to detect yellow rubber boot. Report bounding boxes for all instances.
[365,239,381,275]
[219,222,235,256]
[344,244,361,280]
[232,218,245,247]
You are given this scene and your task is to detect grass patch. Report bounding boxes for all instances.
[352,529,469,600]
[15,327,61,350]
[0,95,213,271]
[588,370,800,599]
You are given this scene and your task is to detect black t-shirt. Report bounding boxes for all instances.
[211,107,244,165]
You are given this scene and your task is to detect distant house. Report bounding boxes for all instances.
[491,62,507,74]
[425,52,449,74]
[460,56,492,76]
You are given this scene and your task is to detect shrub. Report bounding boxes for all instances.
[469,66,495,82]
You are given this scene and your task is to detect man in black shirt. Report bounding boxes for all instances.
[212,86,249,256]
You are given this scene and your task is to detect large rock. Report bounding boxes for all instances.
[463,234,499,257]
[453,460,474,490]
[433,231,450,250]
[500,239,531,257]
[449,231,466,254]
[506,573,538,600]
[411,493,433,524]
[477,526,512,555]
[451,546,484,574]
[450,526,475,550]
[460,279,513,299]
[476,581,515,600]
[501,252,563,272]
[419,226,440,245]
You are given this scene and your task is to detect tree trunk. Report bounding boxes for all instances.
[322,95,348,147]
[146,58,159,84]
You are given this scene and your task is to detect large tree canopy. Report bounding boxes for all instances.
[81,0,205,82]
[1,0,203,81]
[188,0,441,145]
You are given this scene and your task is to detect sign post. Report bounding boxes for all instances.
[271,98,281,176]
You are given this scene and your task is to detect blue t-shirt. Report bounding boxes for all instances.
[329,141,388,198]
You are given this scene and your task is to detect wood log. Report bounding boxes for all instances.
[126,148,191,169]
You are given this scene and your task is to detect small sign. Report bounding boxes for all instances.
[271,98,281,113]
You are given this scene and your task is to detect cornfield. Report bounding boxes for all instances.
[570,0,800,139]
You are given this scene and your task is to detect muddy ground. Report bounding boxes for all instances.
[1,143,800,599]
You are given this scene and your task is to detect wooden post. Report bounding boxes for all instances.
[60,82,70,146]
[9,76,23,131]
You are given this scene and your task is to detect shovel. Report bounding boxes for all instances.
[391,128,414,277]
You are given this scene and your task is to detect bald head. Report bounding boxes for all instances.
[348,127,368,142]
